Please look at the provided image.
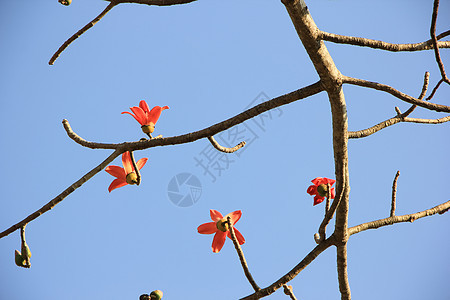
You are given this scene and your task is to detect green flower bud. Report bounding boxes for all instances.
[21,243,32,259]
[15,250,26,267]
[126,172,138,185]
[58,0,72,6]
[150,290,163,300]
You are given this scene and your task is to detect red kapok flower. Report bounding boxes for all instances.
[307,177,336,205]
[122,100,169,134]
[105,151,148,192]
[197,209,245,253]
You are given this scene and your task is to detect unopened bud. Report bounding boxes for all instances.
[21,243,32,259]
[314,233,321,244]
[59,0,72,6]
[15,250,26,267]
[150,290,163,300]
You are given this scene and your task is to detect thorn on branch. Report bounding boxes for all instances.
[208,136,246,153]
[390,171,400,217]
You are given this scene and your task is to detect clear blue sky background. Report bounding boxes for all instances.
[0,0,449,299]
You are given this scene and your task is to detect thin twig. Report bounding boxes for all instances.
[401,71,430,117]
[49,2,118,65]
[62,119,118,149]
[0,150,121,239]
[227,216,260,292]
[342,75,450,113]
[319,30,450,52]
[208,136,246,153]
[390,171,400,217]
[317,179,345,243]
[129,151,141,185]
[349,200,450,236]
[430,0,450,84]
[283,285,298,300]
[111,0,197,5]
[427,78,444,101]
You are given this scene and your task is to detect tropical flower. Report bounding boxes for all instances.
[307,177,336,205]
[122,100,169,134]
[197,209,245,253]
[105,151,148,192]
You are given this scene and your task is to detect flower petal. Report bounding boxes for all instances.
[313,195,325,206]
[148,106,169,125]
[136,157,148,170]
[307,185,317,195]
[122,152,133,174]
[225,210,242,225]
[108,178,128,192]
[311,177,323,186]
[105,165,126,179]
[121,111,141,124]
[212,231,227,253]
[330,187,336,199]
[227,228,245,245]
[324,178,336,186]
[197,222,217,234]
[139,100,150,113]
[210,209,223,222]
[129,106,147,125]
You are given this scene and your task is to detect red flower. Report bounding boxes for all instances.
[105,151,148,192]
[197,210,245,253]
[307,177,336,205]
[122,100,169,134]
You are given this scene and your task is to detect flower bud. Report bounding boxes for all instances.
[58,0,72,6]
[126,172,138,185]
[15,250,26,267]
[21,243,32,259]
[150,290,163,300]
[139,295,150,300]
[314,233,321,244]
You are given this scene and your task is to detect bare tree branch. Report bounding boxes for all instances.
[63,82,324,150]
[227,216,260,292]
[348,200,450,236]
[430,0,450,84]
[49,2,118,65]
[319,31,450,52]
[0,150,121,239]
[208,136,246,153]
[111,0,198,5]
[336,243,351,300]
[240,237,335,300]
[342,75,450,113]
[390,171,400,217]
[348,115,450,139]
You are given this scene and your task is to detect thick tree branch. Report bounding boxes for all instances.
[240,237,335,300]
[342,75,450,113]
[63,82,324,150]
[319,31,450,52]
[49,2,118,65]
[0,150,121,239]
[348,200,450,236]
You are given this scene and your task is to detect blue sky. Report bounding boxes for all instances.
[0,0,449,299]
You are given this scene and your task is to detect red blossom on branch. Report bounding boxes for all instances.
[122,100,169,134]
[105,151,148,192]
[197,209,245,253]
[307,177,336,205]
